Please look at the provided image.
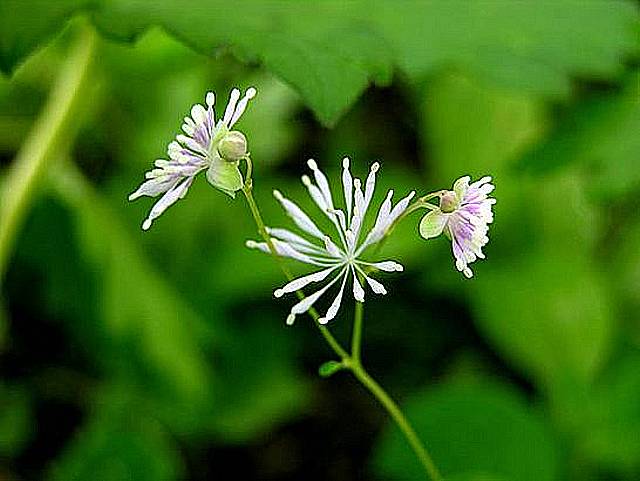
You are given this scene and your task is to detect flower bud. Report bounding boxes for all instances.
[218,131,248,162]
[439,191,459,213]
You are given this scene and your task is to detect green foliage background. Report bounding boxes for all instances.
[0,2,639,480]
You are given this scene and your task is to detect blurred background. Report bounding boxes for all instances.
[1,3,639,480]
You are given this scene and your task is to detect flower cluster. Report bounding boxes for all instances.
[127,88,497,327]
[129,87,256,230]
[247,158,414,325]
[419,176,496,278]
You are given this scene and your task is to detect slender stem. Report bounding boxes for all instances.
[241,181,349,361]
[0,24,97,283]
[366,197,438,263]
[351,300,364,362]
[350,362,443,481]
[240,169,442,480]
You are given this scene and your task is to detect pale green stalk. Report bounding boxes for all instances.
[0,25,97,282]
[240,166,442,480]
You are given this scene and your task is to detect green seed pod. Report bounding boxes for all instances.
[218,130,248,162]
[439,191,459,213]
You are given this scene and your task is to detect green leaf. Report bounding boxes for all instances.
[472,252,613,389]
[422,72,544,181]
[517,70,640,199]
[0,0,94,74]
[373,381,559,481]
[0,384,32,457]
[3,1,638,126]
[377,1,638,96]
[580,351,640,476]
[91,0,393,126]
[207,321,310,443]
[50,163,214,414]
[447,474,506,481]
[318,360,344,378]
[48,385,182,481]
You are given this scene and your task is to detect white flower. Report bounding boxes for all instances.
[419,175,496,278]
[247,158,414,325]
[129,87,256,230]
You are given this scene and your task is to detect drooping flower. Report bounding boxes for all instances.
[129,87,256,230]
[419,176,495,278]
[247,158,414,325]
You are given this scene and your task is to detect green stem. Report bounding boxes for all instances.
[350,360,443,481]
[362,190,444,266]
[240,176,442,480]
[351,300,364,363]
[0,24,97,283]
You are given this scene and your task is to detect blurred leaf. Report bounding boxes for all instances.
[0,384,31,457]
[472,252,613,389]
[0,298,6,350]
[580,351,640,476]
[423,72,544,181]
[48,385,182,481]
[373,381,558,481]
[518,71,640,199]
[50,163,310,441]
[0,0,93,73]
[50,162,214,414]
[447,474,506,481]
[610,216,640,344]
[208,322,310,442]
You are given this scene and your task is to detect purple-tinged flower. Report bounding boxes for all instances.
[247,158,414,325]
[129,87,256,230]
[419,176,495,278]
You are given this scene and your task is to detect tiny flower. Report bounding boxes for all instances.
[129,87,256,230]
[419,175,496,278]
[247,158,414,325]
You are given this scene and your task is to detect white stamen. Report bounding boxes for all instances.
[222,88,241,126]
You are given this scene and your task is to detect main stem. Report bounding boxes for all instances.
[0,24,97,283]
[241,180,442,481]
[351,300,364,363]
[350,361,442,481]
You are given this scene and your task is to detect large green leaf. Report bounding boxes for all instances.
[376,1,638,96]
[373,381,559,481]
[90,0,393,126]
[2,1,638,126]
